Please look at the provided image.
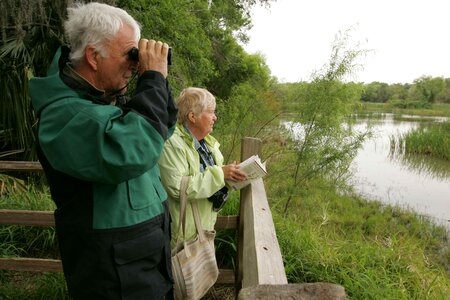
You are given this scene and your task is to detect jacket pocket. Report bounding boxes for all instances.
[127,172,156,210]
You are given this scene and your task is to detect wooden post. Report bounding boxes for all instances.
[240,179,287,288]
[237,137,263,290]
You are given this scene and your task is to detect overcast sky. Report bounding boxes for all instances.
[243,0,450,84]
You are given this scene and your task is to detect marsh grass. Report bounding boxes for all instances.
[361,102,450,117]
[271,179,450,299]
[395,122,450,160]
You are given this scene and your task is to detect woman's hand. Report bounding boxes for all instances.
[222,161,247,182]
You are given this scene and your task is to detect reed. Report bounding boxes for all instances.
[361,102,450,117]
[398,122,450,160]
[271,179,450,299]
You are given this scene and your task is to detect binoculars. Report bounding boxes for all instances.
[208,186,229,212]
[128,47,172,65]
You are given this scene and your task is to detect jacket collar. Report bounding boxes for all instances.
[176,123,220,149]
[59,46,115,105]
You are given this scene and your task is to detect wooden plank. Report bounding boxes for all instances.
[216,268,235,285]
[0,260,236,286]
[215,215,238,229]
[0,209,55,226]
[0,257,62,272]
[240,179,287,288]
[0,212,237,229]
[238,283,346,300]
[0,263,235,282]
[0,161,43,172]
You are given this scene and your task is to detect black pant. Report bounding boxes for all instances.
[57,203,173,300]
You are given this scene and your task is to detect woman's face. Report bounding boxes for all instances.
[189,104,217,140]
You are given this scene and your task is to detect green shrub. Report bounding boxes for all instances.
[388,99,432,109]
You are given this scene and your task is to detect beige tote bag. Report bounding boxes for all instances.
[172,176,219,300]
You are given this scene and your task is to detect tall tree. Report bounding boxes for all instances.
[413,75,445,103]
[119,0,272,97]
[361,82,390,102]
[1,0,274,161]
[118,0,277,160]
[0,0,70,160]
[282,30,369,214]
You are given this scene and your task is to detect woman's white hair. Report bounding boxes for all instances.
[64,2,141,66]
[177,87,216,125]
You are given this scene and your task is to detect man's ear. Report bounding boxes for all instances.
[85,45,99,71]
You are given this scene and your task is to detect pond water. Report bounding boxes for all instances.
[283,113,450,230]
[349,113,450,229]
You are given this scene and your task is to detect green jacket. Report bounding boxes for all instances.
[158,123,225,247]
[30,47,177,229]
[29,46,177,298]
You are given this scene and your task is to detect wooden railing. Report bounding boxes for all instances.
[0,138,346,299]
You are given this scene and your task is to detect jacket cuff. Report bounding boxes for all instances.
[137,70,166,86]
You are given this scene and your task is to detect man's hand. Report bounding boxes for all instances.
[138,39,169,78]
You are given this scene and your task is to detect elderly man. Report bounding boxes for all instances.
[29,2,176,299]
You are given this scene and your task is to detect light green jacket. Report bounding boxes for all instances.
[158,123,225,248]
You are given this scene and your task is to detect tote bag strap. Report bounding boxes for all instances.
[175,176,207,243]
[191,201,206,242]
[175,176,189,247]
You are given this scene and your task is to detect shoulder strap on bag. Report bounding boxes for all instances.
[191,201,206,242]
[175,176,206,244]
[176,176,189,238]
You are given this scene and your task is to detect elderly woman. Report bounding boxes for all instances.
[158,87,247,246]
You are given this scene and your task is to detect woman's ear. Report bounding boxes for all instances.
[188,111,196,124]
[85,45,99,71]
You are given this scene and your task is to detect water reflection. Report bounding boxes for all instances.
[350,113,450,229]
[388,151,450,180]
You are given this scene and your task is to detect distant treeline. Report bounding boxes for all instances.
[360,76,450,104]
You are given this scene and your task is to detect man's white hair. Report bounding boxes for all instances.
[64,2,141,65]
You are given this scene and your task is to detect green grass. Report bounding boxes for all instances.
[360,102,450,117]
[270,179,450,300]
[0,186,58,258]
[396,122,450,160]
[0,272,69,300]
[0,186,67,299]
